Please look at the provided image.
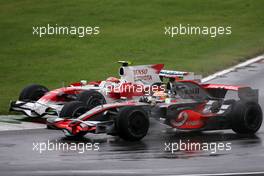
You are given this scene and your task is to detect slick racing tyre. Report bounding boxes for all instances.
[231,101,262,134]
[77,90,106,110]
[60,101,88,119]
[60,101,89,138]
[19,84,49,102]
[116,106,149,141]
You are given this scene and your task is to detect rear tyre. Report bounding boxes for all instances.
[77,90,106,110]
[231,101,262,134]
[19,84,49,102]
[116,106,149,141]
[60,101,88,119]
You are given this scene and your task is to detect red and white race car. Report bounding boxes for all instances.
[10,61,167,118]
[50,77,262,141]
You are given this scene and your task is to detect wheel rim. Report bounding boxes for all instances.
[128,112,148,136]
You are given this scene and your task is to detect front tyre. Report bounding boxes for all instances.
[77,90,106,110]
[19,84,49,102]
[59,101,88,138]
[231,101,262,134]
[59,101,88,119]
[116,106,149,141]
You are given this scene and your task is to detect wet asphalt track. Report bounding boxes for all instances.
[1,60,264,176]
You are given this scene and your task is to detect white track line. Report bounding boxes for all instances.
[202,54,264,83]
[0,121,45,131]
[0,115,46,131]
[30,170,264,176]
[173,171,264,176]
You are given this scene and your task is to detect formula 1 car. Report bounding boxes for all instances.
[9,62,165,118]
[51,77,262,141]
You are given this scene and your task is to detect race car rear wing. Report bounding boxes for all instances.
[159,70,202,82]
[202,84,259,103]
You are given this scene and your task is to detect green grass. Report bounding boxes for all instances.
[0,0,264,114]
